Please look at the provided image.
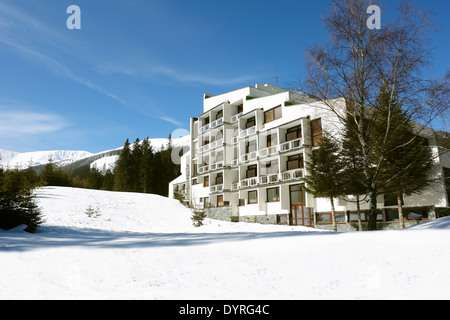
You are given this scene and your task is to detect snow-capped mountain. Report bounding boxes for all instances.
[0,135,191,170]
[0,149,93,170]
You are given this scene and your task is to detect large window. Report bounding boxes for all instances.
[215,173,223,185]
[264,105,282,123]
[267,132,277,147]
[287,154,304,170]
[246,139,257,154]
[248,190,258,204]
[267,187,280,202]
[311,118,322,146]
[204,176,209,187]
[286,125,301,141]
[246,165,257,178]
[246,117,256,129]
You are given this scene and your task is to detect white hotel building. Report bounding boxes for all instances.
[169,83,450,230]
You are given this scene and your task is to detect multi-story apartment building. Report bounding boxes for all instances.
[169,83,450,230]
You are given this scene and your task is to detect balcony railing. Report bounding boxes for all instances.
[209,161,224,171]
[260,174,280,185]
[199,123,210,134]
[240,126,256,138]
[231,183,239,191]
[199,118,223,134]
[199,138,223,153]
[281,168,304,181]
[198,165,209,174]
[240,151,257,163]
[231,112,243,123]
[259,145,279,158]
[280,137,302,152]
[210,184,224,193]
[240,177,258,188]
[210,117,223,129]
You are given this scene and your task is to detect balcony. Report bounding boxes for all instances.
[209,161,224,171]
[240,126,256,138]
[199,138,223,153]
[240,177,258,188]
[231,183,239,191]
[199,118,223,134]
[199,123,210,134]
[260,174,280,185]
[198,165,209,174]
[210,184,224,193]
[210,117,223,129]
[281,168,304,181]
[280,138,302,153]
[240,151,257,163]
[259,145,279,158]
[231,112,243,123]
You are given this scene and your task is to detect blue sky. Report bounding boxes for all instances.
[0,0,448,153]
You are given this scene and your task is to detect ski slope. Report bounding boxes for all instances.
[1,186,449,300]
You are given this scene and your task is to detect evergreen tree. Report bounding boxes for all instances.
[374,87,434,229]
[140,137,154,194]
[0,169,43,233]
[114,138,132,192]
[304,136,346,232]
[130,138,143,192]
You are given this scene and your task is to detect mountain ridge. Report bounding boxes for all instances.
[0,135,190,171]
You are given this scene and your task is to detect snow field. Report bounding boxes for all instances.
[1,187,449,300]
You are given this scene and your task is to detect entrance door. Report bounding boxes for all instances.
[290,185,312,227]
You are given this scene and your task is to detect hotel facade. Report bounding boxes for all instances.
[169,84,450,230]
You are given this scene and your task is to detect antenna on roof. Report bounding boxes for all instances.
[272,76,281,86]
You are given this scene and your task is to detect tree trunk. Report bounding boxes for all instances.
[356,194,363,231]
[397,192,405,229]
[367,184,378,231]
[330,197,337,232]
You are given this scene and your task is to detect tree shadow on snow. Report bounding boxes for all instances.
[0,225,333,252]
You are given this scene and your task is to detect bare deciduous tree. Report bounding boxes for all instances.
[303,0,449,230]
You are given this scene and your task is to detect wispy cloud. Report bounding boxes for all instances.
[99,63,258,87]
[0,108,69,138]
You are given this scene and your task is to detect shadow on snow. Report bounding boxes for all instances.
[0,225,332,252]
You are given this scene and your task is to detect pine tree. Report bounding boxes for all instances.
[114,138,132,192]
[304,136,346,232]
[130,138,143,192]
[140,137,154,194]
[374,87,434,229]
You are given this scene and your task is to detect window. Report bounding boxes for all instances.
[287,154,304,170]
[204,176,209,187]
[311,118,322,146]
[215,173,223,185]
[316,212,346,224]
[247,165,257,178]
[267,187,280,202]
[246,117,256,129]
[248,190,258,204]
[216,151,223,162]
[204,117,210,125]
[262,159,279,175]
[384,193,403,207]
[286,125,301,142]
[237,104,243,114]
[246,139,257,154]
[217,195,224,207]
[216,110,223,119]
[264,105,282,123]
[267,132,277,147]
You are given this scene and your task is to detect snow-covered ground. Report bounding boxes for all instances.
[1,186,449,300]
